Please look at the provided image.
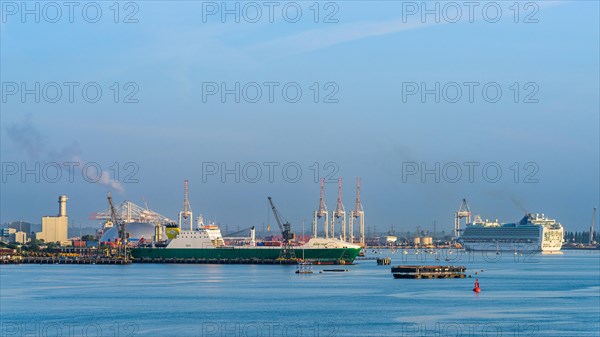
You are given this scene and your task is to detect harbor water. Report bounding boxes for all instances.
[1,250,599,337]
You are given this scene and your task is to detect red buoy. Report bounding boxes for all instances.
[473,279,481,293]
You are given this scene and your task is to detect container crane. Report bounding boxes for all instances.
[268,197,296,261]
[349,177,365,244]
[313,178,329,238]
[331,177,347,241]
[454,198,471,238]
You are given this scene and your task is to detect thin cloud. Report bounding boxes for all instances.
[247,18,434,58]
[247,1,565,59]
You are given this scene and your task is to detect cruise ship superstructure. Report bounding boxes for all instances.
[459,213,564,252]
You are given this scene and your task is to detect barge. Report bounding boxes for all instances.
[391,265,466,279]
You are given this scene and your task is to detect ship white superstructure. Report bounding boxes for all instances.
[459,213,564,252]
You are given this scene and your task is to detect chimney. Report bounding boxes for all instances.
[58,195,68,217]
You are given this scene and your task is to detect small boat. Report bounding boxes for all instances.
[295,261,313,274]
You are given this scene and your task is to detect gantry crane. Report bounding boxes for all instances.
[268,197,296,261]
[349,177,365,244]
[313,178,329,238]
[331,178,347,241]
[454,198,471,238]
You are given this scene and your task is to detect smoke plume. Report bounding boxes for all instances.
[5,117,125,193]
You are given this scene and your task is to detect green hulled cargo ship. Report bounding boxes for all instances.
[131,225,362,264]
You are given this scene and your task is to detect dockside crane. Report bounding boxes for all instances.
[454,198,471,238]
[268,197,296,261]
[313,178,329,239]
[349,177,365,244]
[331,178,347,241]
[108,192,128,261]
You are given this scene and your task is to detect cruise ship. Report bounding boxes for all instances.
[459,213,564,253]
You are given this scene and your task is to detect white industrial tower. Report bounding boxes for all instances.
[179,180,193,230]
[331,177,347,241]
[313,178,329,238]
[349,177,365,244]
[454,198,471,238]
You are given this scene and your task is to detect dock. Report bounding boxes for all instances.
[1,257,131,265]
[391,265,466,279]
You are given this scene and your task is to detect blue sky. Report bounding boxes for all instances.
[1,1,598,233]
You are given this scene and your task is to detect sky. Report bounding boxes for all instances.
[1,0,598,234]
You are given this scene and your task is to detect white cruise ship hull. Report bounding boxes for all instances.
[459,214,564,252]
[461,240,561,252]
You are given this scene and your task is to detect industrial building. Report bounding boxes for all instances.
[36,195,70,245]
[1,228,29,244]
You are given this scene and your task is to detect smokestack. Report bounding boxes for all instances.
[58,195,68,217]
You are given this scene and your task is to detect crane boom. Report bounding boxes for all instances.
[107,192,128,261]
[107,192,119,228]
[267,197,296,261]
[268,197,286,236]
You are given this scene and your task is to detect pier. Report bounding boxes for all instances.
[1,257,131,265]
[391,265,466,279]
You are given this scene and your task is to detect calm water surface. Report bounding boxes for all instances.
[1,250,599,337]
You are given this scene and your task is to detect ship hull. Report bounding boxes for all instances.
[130,246,361,264]
[461,241,561,252]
